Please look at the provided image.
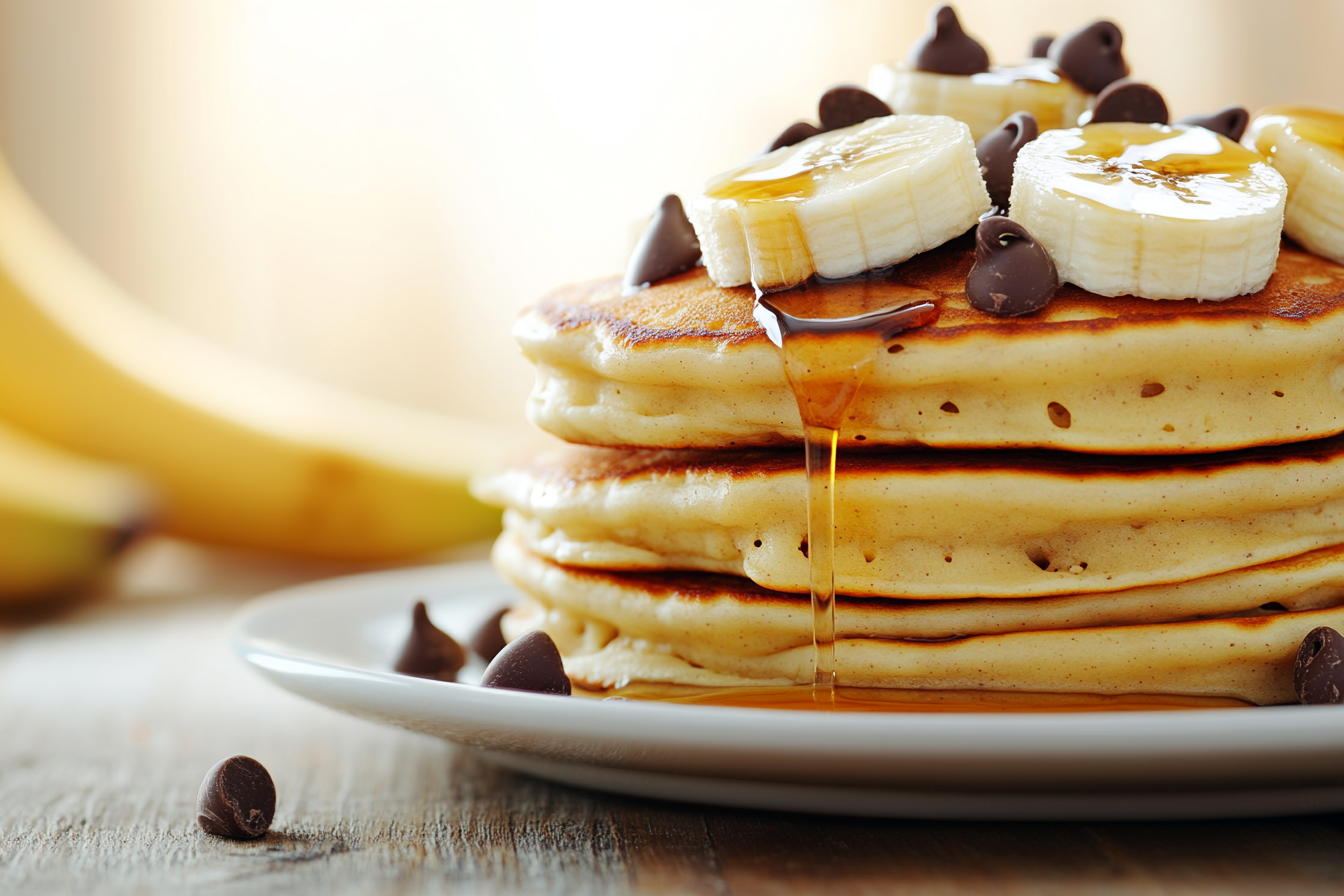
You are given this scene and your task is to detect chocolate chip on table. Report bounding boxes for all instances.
[966,216,1058,317]
[817,87,892,132]
[623,195,702,295]
[468,607,509,663]
[1048,20,1127,95]
[480,630,572,696]
[1029,35,1054,59]
[976,112,1040,211]
[394,600,466,681]
[767,121,823,153]
[908,5,989,76]
[197,756,276,840]
[1176,106,1250,143]
[1089,79,1169,126]
[1295,626,1344,705]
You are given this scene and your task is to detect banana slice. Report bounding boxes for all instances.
[688,115,989,291]
[1246,105,1344,265]
[1010,123,1287,300]
[868,61,1092,141]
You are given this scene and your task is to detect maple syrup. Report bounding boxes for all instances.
[1250,105,1344,160]
[754,272,937,699]
[1050,122,1278,220]
[595,683,1252,713]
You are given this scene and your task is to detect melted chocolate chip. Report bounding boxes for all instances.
[480,630,571,696]
[1176,106,1250,143]
[196,756,275,840]
[817,87,892,132]
[1029,35,1054,59]
[469,607,509,663]
[1089,79,1169,126]
[394,601,466,681]
[966,216,1058,316]
[1295,626,1344,705]
[976,112,1039,211]
[768,121,823,153]
[1048,20,1127,95]
[623,195,701,295]
[908,5,989,76]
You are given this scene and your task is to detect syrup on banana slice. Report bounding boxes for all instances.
[1011,122,1287,300]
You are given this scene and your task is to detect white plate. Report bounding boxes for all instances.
[232,561,1344,820]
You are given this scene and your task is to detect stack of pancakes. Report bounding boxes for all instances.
[475,236,1344,705]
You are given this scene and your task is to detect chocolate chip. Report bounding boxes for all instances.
[966,216,1058,316]
[767,121,823,153]
[1089,79,1169,126]
[394,600,466,681]
[469,607,509,663]
[623,195,701,295]
[1048,20,1127,95]
[817,87,892,132]
[976,112,1039,211]
[1029,35,1054,59]
[1176,106,1250,143]
[908,5,989,76]
[480,630,571,696]
[1295,626,1344,705]
[196,756,275,840]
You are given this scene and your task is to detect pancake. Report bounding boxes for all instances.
[475,437,1344,599]
[518,237,1344,454]
[496,537,1344,705]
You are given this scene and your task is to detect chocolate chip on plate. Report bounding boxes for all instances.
[817,86,892,132]
[908,5,989,76]
[1176,106,1250,143]
[197,756,276,840]
[1029,35,1054,59]
[1089,79,1169,126]
[966,216,1058,317]
[394,600,466,681]
[480,630,571,696]
[767,120,823,153]
[976,112,1039,211]
[1049,20,1127,95]
[623,194,702,295]
[1295,626,1344,705]
[469,607,510,663]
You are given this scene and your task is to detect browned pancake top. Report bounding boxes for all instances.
[531,237,1344,348]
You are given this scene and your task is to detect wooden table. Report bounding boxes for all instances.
[6,539,1344,895]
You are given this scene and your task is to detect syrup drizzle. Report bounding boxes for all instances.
[755,273,938,699]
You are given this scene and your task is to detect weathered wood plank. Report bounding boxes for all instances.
[4,542,1344,894]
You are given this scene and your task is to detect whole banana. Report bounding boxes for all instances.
[0,419,150,603]
[0,152,507,560]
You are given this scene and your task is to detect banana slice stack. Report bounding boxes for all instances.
[689,114,990,291]
[1247,106,1344,265]
[1010,123,1288,300]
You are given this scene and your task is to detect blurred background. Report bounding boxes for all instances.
[0,0,1340,436]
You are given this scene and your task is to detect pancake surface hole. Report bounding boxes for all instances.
[1047,402,1071,428]
[799,538,809,558]
[944,555,953,563]
[1163,423,1176,432]
[863,551,875,563]
[854,434,867,441]
[1140,383,1165,398]
[753,539,762,548]
[1027,551,1051,571]
[1274,390,1285,397]
[940,402,960,414]
[888,344,904,354]
[1261,602,1288,612]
